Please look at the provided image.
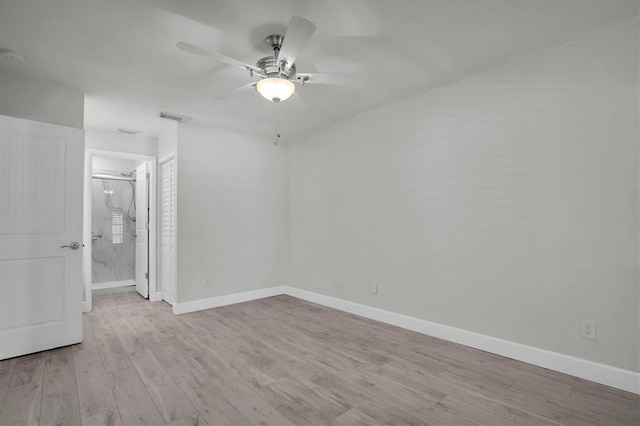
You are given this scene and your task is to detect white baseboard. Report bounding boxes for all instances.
[167,284,639,394]
[172,286,286,315]
[283,286,640,395]
[91,279,135,291]
[149,291,163,302]
[157,291,173,305]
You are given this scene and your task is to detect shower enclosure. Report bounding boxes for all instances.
[91,170,137,289]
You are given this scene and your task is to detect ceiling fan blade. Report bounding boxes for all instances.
[212,81,257,99]
[177,42,262,74]
[295,72,369,86]
[278,16,316,70]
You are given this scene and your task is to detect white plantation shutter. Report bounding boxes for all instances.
[161,158,176,303]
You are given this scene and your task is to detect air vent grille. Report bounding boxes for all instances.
[118,128,139,134]
[159,111,191,123]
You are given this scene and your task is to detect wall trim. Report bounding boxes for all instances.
[283,286,639,395]
[172,286,286,315]
[91,279,135,291]
[168,285,639,394]
[147,288,161,302]
[160,291,175,306]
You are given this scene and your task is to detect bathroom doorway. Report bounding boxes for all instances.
[83,149,157,312]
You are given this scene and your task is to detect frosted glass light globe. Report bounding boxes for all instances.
[256,77,295,102]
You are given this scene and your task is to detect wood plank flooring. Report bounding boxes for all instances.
[0,289,637,425]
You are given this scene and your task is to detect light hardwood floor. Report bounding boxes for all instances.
[0,290,637,425]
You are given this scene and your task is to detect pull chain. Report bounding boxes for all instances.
[274,113,281,145]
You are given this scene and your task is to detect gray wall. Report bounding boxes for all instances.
[176,124,287,303]
[85,129,158,155]
[0,69,84,129]
[287,23,639,372]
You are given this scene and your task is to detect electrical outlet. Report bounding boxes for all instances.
[204,278,210,286]
[337,279,344,288]
[370,281,378,294]
[581,320,596,340]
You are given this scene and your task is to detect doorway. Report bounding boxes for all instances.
[83,149,158,311]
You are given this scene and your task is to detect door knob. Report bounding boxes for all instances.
[61,242,81,250]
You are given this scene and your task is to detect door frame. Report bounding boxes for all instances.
[83,148,158,312]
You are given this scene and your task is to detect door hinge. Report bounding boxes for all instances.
[145,272,149,279]
[145,223,149,230]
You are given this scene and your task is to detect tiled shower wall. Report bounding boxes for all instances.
[92,170,136,284]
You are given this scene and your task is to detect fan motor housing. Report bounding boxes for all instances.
[256,56,296,79]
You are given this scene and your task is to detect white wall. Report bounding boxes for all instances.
[288,23,639,372]
[85,128,158,156]
[176,125,287,303]
[92,156,137,172]
[0,69,84,128]
[158,125,178,159]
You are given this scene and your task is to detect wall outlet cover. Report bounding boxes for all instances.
[581,320,596,340]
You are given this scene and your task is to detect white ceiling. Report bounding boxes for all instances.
[0,0,637,138]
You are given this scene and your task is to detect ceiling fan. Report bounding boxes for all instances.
[177,15,367,103]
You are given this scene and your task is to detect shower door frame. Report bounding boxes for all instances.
[83,148,158,312]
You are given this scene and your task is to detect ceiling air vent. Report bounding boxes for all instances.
[159,111,191,123]
[118,128,139,134]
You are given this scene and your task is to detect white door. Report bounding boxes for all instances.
[161,158,176,304]
[135,162,149,298]
[0,115,84,360]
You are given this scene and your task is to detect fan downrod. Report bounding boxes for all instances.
[265,34,285,52]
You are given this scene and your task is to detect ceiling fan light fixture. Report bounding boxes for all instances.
[256,77,295,102]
